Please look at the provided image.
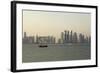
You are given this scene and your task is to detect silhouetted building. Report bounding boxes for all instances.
[64,30,67,43]
[51,36,56,44]
[53,37,56,44]
[88,36,91,43]
[73,32,78,43]
[37,36,56,44]
[67,31,70,43]
[24,32,27,38]
[70,30,73,43]
[61,32,64,44]
[79,33,85,43]
[58,38,62,44]
[27,36,34,43]
[23,31,91,45]
[36,35,39,44]
[23,32,28,43]
[23,32,35,44]
[85,36,89,43]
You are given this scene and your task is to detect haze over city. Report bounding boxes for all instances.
[23,10,91,40]
[22,10,91,62]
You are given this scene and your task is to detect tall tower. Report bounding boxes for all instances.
[79,33,85,43]
[64,30,67,43]
[61,32,64,44]
[67,31,69,43]
[73,32,78,43]
[89,36,91,43]
[36,35,39,44]
[24,32,27,38]
[70,30,73,43]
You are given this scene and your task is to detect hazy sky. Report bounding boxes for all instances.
[23,10,91,39]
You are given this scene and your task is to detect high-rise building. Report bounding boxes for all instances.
[79,33,82,43]
[88,36,91,43]
[79,33,85,43]
[28,36,34,44]
[67,30,69,43]
[61,32,64,44]
[64,30,67,43]
[70,30,73,43]
[24,32,27,38]
[73,32,78,43]
[85,36,89,43]
[23,32,28,43]
[53,37,56,44]
[51,36,56,44]
[36,35,39,44]
[58,38,62,44]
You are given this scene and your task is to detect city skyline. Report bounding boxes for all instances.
[23,30,90,44]
[23,10,91,40]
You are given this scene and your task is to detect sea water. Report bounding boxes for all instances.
[22,44,90,63]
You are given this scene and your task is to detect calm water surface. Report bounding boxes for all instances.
[22,44,91,63]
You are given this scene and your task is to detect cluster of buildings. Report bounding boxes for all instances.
[58,30,90,44]
[23,30,91,44]
[23,32,56,44]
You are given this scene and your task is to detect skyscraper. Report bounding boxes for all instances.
[73,32,78,43]
[61,32,64,44]
[24,32,27,38]
[36,35,39,44]
[67,30,69,43]
[88,36,91,43]
[79,33,85,43]
[70,30,73,43]
[64,30,67,43]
